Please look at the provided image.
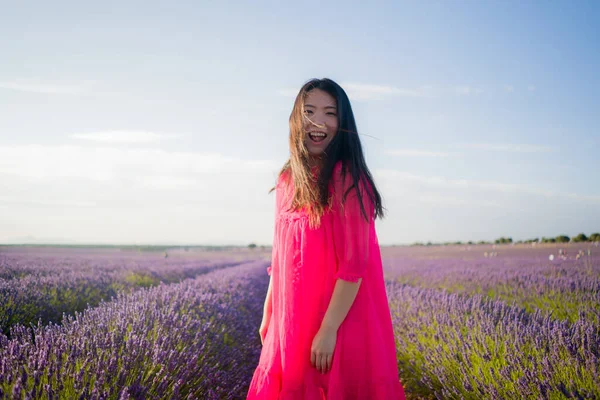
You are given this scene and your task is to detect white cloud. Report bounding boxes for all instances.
[133,175,199,189]
[454,86,484,96]
[277,88,299,98]
[454,143,555,153]
[415,194,509,209]
[374,168,600,204]
[1,143,597,245]
[0,144,278,186]
[341,83,436,101]
[385,148,460,157]
[0,195,97,208]
[4,147,308,242]
[0,143,281,244]
[0,79,99,95]
[71,131,185,144]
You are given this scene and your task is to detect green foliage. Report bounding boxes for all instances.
[391,287,600,399]
[572,233,589,242]
[555,235,570,243]
[522,238,539,243]
[393,271,599,324]
[541,237,556,243]
[124,272,160,288]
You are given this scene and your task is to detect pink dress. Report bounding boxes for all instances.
[247,161,406,400]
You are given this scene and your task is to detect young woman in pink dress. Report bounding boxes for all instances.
[247,78,406,400]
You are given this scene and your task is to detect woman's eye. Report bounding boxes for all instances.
[304,110,313,115]
[327,112,336,116]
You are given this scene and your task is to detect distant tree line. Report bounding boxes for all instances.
[411,232,600,246]
[247,243,270,250]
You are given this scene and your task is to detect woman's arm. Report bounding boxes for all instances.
[311,277,361,372]
[322,164,372,333]
[320,278,361,332]
[259,275,274,344]
[264,275,274,316]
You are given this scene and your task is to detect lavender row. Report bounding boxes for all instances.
[0,247,267,336]
[3,255,597,399]
[388,282,600,399]
[0,260,266,400]
[382,249,600,322]
[0,247,266,281]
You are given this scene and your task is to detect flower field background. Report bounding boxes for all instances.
[0,243,598,399]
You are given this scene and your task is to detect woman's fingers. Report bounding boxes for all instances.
[318,354,323,373]
[311,351,319,371]
[311,351,334,373]
[320,353,329,373]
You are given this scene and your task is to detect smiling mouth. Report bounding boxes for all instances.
[308,131,327,143]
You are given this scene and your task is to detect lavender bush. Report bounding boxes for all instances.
[1,243,598,399]
[388,283,599,399]
[383,245,600,323]
[380,244,600,399]
[0,260,266,399]
[0,247,266,337]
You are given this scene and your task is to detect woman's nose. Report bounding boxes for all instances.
[311,118,326,129]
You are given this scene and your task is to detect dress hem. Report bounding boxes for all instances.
[333,272,362,283]
[247,364,406,400]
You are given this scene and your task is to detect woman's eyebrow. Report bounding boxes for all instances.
[305,103,337,109]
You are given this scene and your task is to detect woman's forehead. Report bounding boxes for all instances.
[304,89,336,107]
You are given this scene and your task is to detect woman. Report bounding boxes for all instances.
[247,78,406,399]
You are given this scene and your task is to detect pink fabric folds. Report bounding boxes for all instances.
[247,161,406,399]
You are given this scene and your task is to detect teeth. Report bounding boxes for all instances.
[309,132,326,137]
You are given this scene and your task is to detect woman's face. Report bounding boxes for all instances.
[302,88,338,158]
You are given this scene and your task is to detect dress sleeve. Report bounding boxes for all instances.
[267,171,284,278]
[331,166,374,283]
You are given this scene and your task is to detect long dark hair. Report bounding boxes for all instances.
[270,78,385,229]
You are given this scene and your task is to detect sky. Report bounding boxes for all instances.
[0,0,599,246]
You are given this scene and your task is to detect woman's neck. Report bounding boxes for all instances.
[307,155,324,169]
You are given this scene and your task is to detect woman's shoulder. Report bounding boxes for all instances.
[330,161,371,193]
[333,160,344,175]
[275,168,294,196]
[330,160,346,186]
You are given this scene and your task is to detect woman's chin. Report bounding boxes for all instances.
[307,150,325,159]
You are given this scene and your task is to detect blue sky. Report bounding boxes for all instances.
[0,1,598,245]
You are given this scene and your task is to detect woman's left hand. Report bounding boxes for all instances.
[310,325,337,374]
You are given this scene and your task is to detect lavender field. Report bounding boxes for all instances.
[0,247,263,338]
[383,243,600,399]
[0,243,598,399]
